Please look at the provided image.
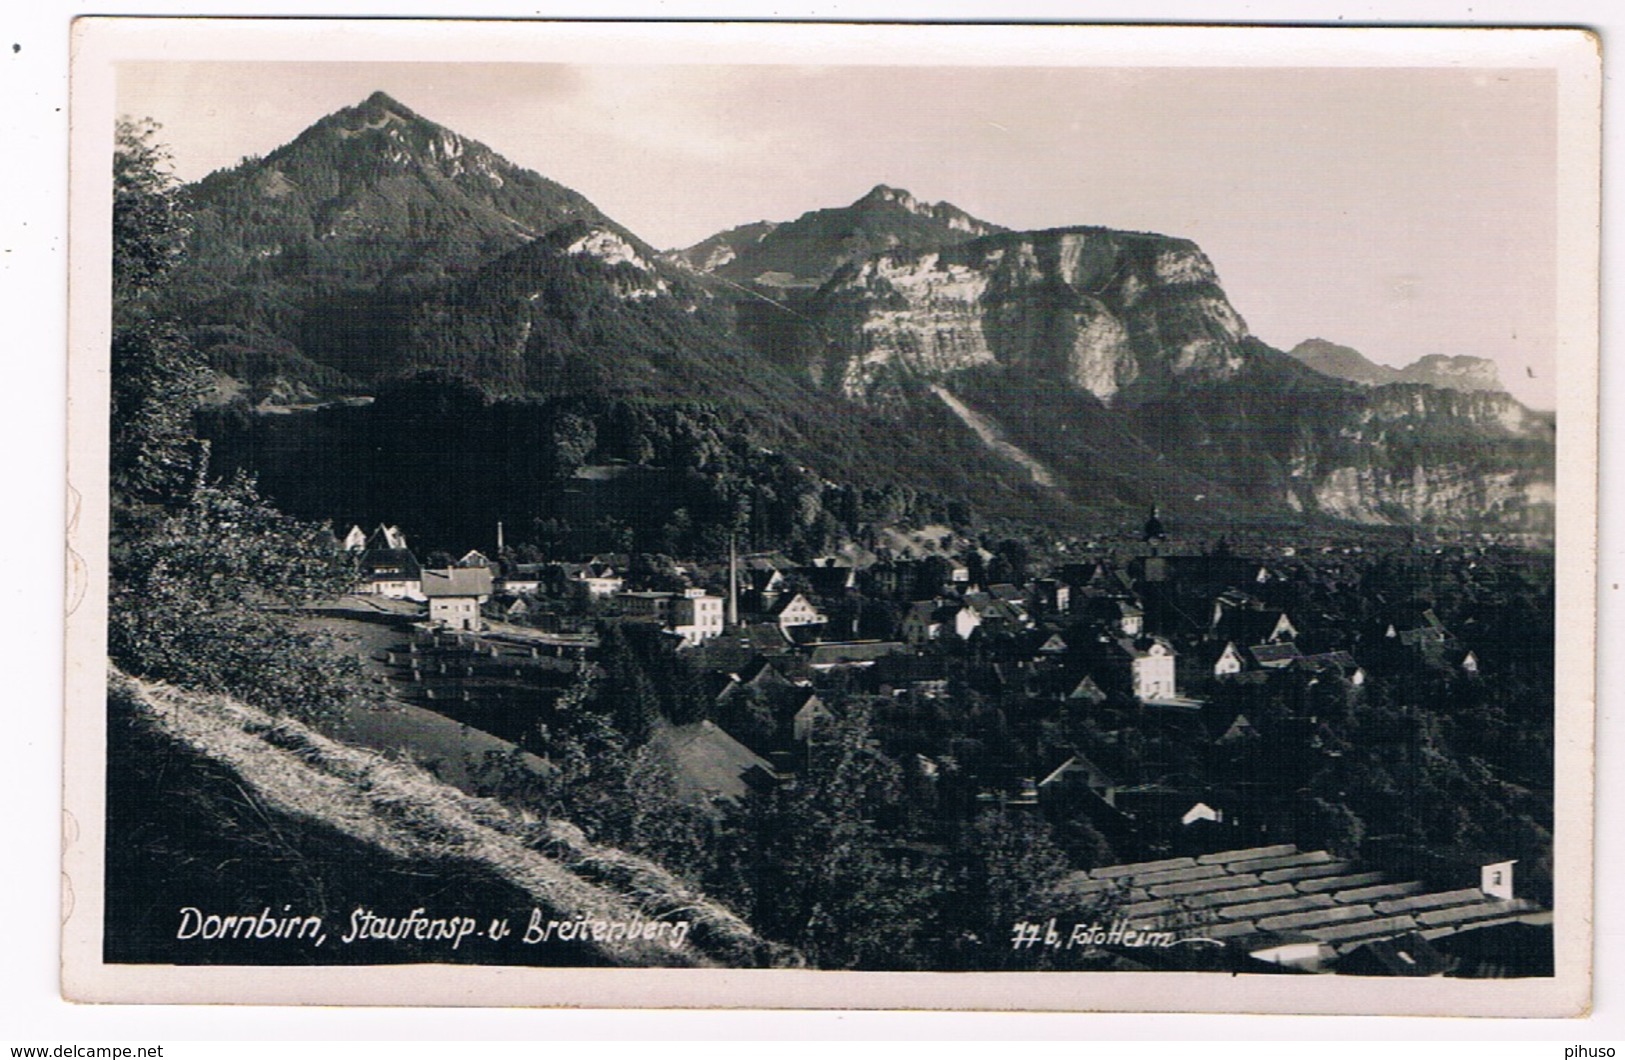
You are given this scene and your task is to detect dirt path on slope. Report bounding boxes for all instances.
[928,383,1059,488]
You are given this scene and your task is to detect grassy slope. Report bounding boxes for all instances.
[104,670,794,968]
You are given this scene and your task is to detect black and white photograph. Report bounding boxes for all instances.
[60,19,1599,1015]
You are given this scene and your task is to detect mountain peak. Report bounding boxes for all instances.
[354,90,418,118]
[857,183,916,207]
[294,90,437,150]
[667,184,1007,286]
[180,90,624,329]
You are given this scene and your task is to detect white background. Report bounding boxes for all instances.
[3,0,1618,1045]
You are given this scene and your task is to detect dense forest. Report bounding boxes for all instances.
[195,375,1078,557]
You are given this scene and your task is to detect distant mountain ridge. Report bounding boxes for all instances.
[669,183,1005,289]
[168,92,1553,534]
[664,220,780,274]
[1289,338,1507,394]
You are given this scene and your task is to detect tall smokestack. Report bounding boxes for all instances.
[728,534,740,628]
[496,520,505,553]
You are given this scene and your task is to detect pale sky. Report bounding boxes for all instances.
[120,61,1558,409]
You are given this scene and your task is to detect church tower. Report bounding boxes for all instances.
[1144,503,1170,556]
[1142,505,1168,549]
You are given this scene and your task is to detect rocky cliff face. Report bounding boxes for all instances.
[807,227,1250,402]
[1399,354,1506,393]
[1356,383,1544,435]
[787,226,1551,531]
[1275,385,1554,529]
[1307,463,1554,529]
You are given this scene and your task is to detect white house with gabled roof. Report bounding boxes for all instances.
[422,566,494,631]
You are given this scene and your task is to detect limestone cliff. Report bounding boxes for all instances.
[1307,463,1554,529]
[788,226,1551,532]
[805,227,1251,403]
[1283,385,1554,530]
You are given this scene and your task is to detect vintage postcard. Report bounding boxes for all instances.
[63,19,1599,1014]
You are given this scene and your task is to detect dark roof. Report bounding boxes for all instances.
[747,568,784,594]
[782,689,826,721]
[1296,872,1389,894]
[1331,881,1426,904]
[1033,631,1069,654]
[1216,609,1294,646]
[1247,642,1303,668]
[1039,754,1115,792]
[1057,844,1546,958]
[806,641,904,667]
[1066,675,1107,702]
[1212,711,1260,745]
[800,565,856,595]
[648,720,776,804]
[686,638,753,676]
[360,548,422,580]
[768,592,820,617]
[1196,639,1245,668]
[702,671,738,703]
[1101,634,1177,660]
[903,600,941,622]
[1398,626,1452,648]
[1386,605,1445,632]
[871,653,948,685]
[365,524,408,551]
[1080,596,1144,625]
[737,656,794,689]
[744,622,793,653]
[421,567,494,598]
[1424,920,1554,978]
[1057,562,1109,587]
[1226,850,1334,874]
[1131,555,1264,590]
[690,623,792,672]
[1088,856,1199,880]
[1196,845,1298,865]
[1293,651,1362,677]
